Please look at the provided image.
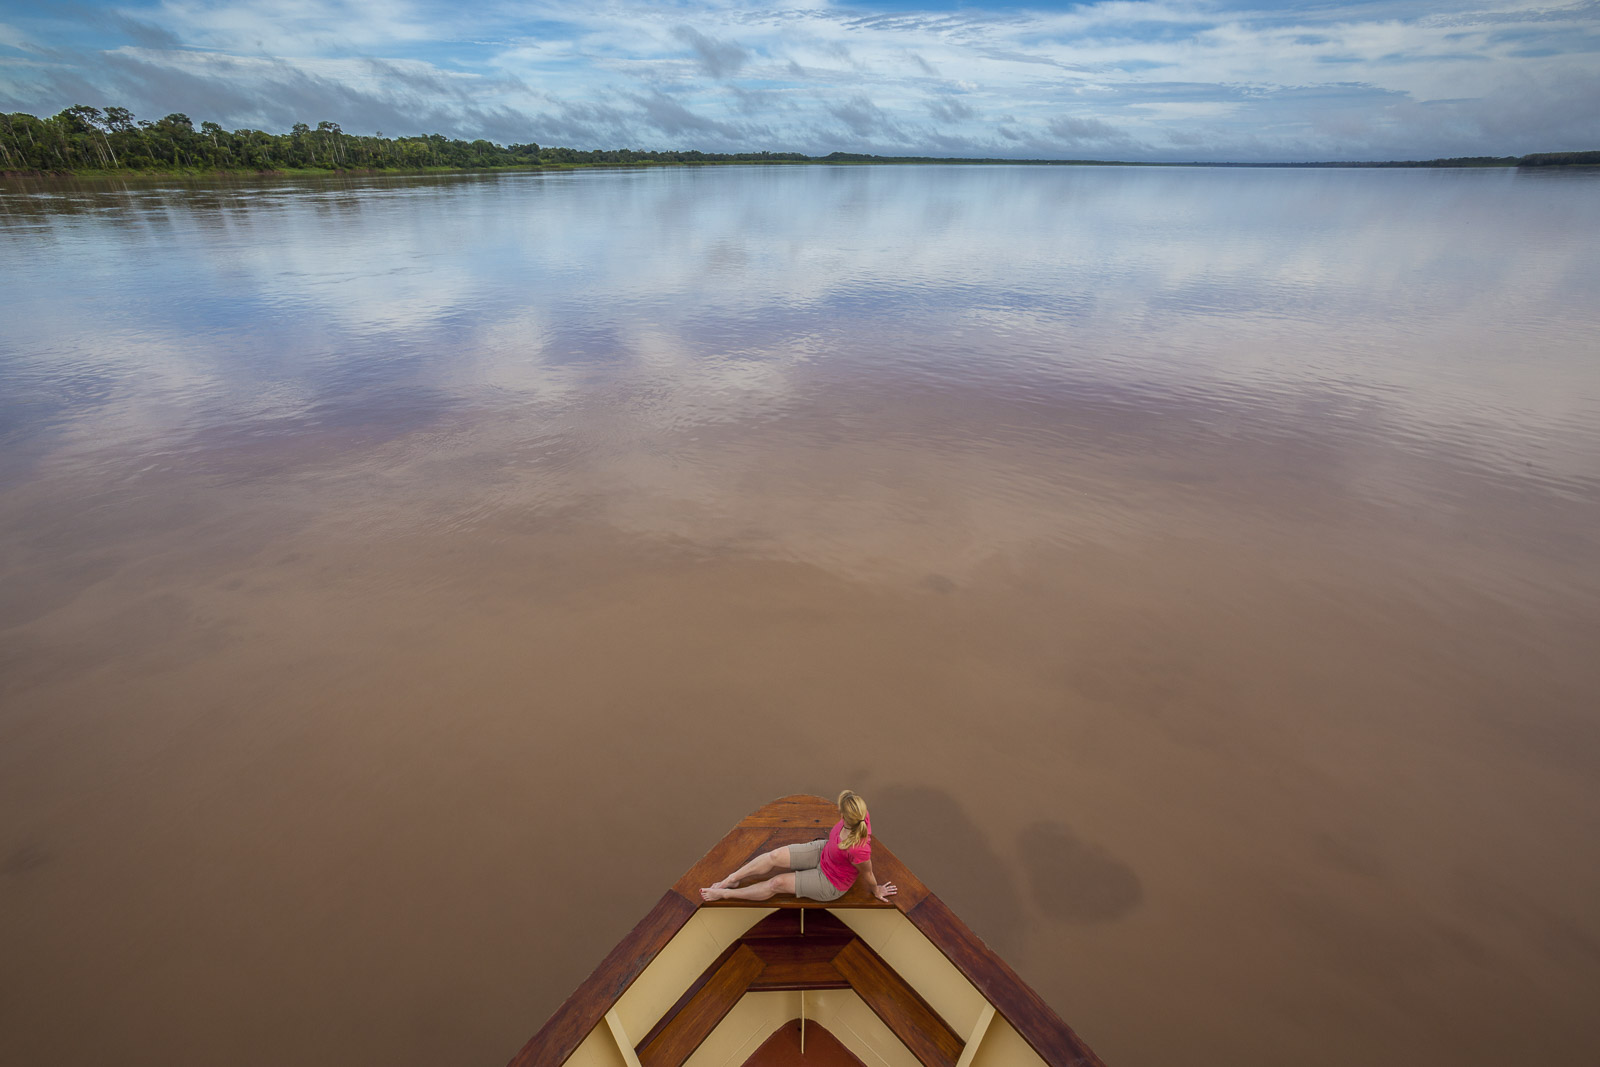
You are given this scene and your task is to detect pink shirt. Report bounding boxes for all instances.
[818,815,872,891]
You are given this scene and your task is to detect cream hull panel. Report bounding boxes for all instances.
[970,1015,1048,1067]
[834,907,993,1040]
[683,992,801,1067]
[611,908,778,1041]
[565,901,1046,1067]
[564,1019,631,1067]
[803,989,923,1067]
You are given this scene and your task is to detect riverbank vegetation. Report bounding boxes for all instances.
[0,106,819,174]
[3,106,1597,176]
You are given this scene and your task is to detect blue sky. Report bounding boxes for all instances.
[1,1,1597,160]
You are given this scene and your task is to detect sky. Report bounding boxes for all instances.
[1,1,1597,161]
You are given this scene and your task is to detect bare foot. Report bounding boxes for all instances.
[699,887,729,902]
[711,875,738,890]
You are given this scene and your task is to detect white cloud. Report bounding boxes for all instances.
[3,0,1597,158]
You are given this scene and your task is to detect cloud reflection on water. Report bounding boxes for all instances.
[5,167,1596,422]
[3,168,1597,598]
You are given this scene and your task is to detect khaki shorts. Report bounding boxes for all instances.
[788,838,847,902]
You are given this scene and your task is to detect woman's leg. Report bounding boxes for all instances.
[700,872,796,902]
[709,845,794,890]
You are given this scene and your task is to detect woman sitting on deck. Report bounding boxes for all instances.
[700,790,898,904]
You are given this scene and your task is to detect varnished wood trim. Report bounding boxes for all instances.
[744,935,851,991]
[632,940,744,1056]
[636,943,765,1067]
[672,827,777,904]
[506,891,695,1067]
[745,966,851,992]
[907,894,1105,1067]
[736,797,845,828]
[741,909,853,941]
[831,938,964,1067]
[737,1019,867,1067]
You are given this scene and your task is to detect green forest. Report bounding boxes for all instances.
[0,105,815,174]
[3,105,1597,175]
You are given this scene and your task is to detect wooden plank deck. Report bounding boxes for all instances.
[743,910,853,991]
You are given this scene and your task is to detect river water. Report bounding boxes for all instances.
[1,165,1597,1067]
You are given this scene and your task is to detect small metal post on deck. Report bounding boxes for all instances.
[799,906,806,1052]
[797,906,806,1053]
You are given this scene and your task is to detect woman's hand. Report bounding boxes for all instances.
[873,882,898,903]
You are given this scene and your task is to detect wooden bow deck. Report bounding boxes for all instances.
[508,794,1106,1067]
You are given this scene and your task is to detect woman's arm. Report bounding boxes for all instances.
[857,858,898,902]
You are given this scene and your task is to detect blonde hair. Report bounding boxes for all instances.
[836,790,869,851]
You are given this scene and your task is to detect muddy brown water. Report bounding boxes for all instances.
[2,166,1598,1067]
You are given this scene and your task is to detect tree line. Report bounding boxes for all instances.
[1516,151,1600,167]
[3,105,1596,175]
[0,106,811,174]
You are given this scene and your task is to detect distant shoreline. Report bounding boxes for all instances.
[5,153,1599,182]
[4,107,1596,179]
[5,152,1599,182]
